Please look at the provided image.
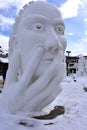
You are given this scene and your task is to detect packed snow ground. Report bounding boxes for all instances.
[0,76,87,130]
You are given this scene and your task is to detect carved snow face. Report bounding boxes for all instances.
[16,2,67,77]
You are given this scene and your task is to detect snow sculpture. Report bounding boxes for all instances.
[0,1,67,116]
[77,55,87,76]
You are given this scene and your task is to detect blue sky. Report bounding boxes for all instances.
[0,0,87,56]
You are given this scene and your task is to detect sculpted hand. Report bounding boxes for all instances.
[14,50,65,114]
[0,47,65,115]
[0,47,44,113]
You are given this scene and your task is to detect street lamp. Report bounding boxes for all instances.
[66,51,71,56]
[66,51,71,76]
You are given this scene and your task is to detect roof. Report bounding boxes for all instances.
[0,57,8,63]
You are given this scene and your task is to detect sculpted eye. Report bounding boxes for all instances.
[36,25,42,29]
[32,23,44,31]
[56,25,65,34]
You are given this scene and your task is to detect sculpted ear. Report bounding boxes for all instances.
[9,35,18,58]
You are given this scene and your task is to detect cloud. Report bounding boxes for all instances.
[84,18,87,24]
[0,0,28,9]
[67,33,74,36]
[0,0,46,13]
[0,0,11,8]
[85,30,87,35]
[0,14,14,31]
[0,0,23,9]
[59,0,82,18]
[66,38,87,56]
[0,34,9,51]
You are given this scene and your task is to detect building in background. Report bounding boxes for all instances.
[0,46,8,83]
[66,55,87,76]
[66,56,79,76]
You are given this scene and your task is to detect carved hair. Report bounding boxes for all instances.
[9,1,42,57]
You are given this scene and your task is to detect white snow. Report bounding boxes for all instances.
[0,57,8,63]
[0,76,87,130]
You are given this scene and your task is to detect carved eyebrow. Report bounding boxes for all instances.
[54,19,65,28]
[24,14,65,28]
[24,15,48,23]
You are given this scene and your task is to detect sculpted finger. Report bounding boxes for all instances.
[26,75,62,111]
[18,46,44,88]
[20,57,59,106]
[28,52,63,92]
[4,50,20,86]
[18,51,65,106]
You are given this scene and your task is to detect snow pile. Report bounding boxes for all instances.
[0,76,87,130]
[77,56,87,76]
[0,57,8,63]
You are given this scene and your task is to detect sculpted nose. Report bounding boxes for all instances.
[45,29,62,54]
